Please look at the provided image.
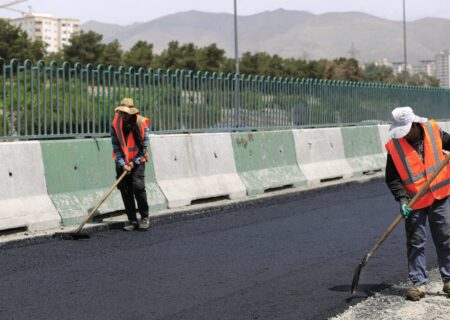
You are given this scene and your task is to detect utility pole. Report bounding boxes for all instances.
[233,0,240,127]
[402,0,408,84]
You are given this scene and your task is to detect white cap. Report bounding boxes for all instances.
[388,106,428,139]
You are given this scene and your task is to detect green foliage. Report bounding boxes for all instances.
[394,72,440,87]
[196,43,226,72]
[123,40,153,69]
[63,31,105,65]
[101,40,123,67]
[1,23,447,137]
[0,18,46,62]
[240,52,285,77]
[362,63,395,82]
[44,51,64,65]
[0,18,441,88]
[239,52,328,79]
[157,41,183,69]
[0,70,111,137]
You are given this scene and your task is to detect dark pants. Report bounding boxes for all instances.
[405,196,450,286]
[116,163,149,222]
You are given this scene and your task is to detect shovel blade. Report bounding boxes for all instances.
[351,262,363,294]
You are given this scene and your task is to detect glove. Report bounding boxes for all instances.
[123,161,134,173]
[401,202,412,219]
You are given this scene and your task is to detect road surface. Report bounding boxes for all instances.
[0,178,439,320]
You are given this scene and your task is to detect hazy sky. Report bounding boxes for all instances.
[0,0,449,25]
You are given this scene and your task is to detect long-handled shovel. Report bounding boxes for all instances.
[54,170,128,240]
[351,151,450,294]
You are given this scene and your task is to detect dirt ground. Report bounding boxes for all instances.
[331,268,450,320]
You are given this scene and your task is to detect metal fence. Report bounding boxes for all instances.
[2,58,450,141]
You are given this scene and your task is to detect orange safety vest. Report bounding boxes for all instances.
[385,120,450,209]
[112,112,150,164]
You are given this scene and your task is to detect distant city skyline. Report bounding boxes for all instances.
[0,0,449,25]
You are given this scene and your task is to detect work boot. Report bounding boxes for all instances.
[139,215,150,231]
[443,282,450,297]
[405,285,426,301]
[123,220,139,231]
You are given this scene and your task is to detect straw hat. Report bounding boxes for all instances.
[115,98,139,115]
[388,106,427,139]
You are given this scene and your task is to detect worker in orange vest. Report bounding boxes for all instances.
[111,98,151,231]
[385,106,450,301]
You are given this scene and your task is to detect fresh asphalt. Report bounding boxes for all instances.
[0,178,439,320]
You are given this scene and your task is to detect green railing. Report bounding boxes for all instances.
[2,58,450,140]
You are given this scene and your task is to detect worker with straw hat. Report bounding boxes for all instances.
[111,98,151,231]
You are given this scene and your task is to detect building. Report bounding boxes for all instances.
[9,13,80,53]
[373,58,393,68]
[391,61,414,76]
[435,51,450,88]
[414,60,436,77]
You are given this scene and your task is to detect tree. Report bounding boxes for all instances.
[101,40,123,67]
[284,58,309,78]
[123,40,153,69]
[240,52,271,76]
[156,41,183,69]
[362,63,395,83]
[63,30,105,65]
[177,43,198,70]
[196,43,226,72]
[322,58,361,81]
[399,73,440,87]
[0,18,46,62]
[43,51,64,64]
[156,41,202,70]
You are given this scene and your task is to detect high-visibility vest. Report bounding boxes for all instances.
[385,120,450,209]
[111,112,150,164]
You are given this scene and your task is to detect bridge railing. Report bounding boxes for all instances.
[2,58,450,140]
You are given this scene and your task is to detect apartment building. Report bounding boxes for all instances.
[391,61,414,76]
[435,51,450,88]
[9,13,80,53]
[414,60,436,77]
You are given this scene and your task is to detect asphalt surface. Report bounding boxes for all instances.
[0,178,439,320]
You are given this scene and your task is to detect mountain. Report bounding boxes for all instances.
[81,9,450,64]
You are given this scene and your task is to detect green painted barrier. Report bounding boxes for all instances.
[341,126,386,176]
[40,138,166,226]
[231,131,306,195]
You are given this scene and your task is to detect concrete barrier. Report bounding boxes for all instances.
[231,131,307,195]
[0,141,61,231]
[151,133,246,208]
[40,139,166,226]
[2,125,402,231]
[293,128,353,185]
[378,124,391,157]
[341,126,386,176]
[437,121,450,133]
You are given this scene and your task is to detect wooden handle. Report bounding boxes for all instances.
[366,151,450,257]
[74,170,128,234]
